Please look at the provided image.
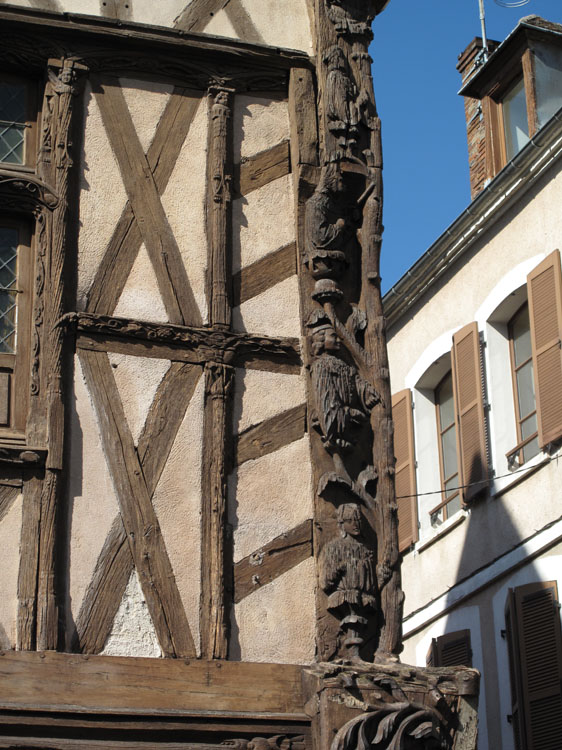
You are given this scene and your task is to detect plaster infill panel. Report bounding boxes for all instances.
[68,356,121,620]
[101,570,162,658]
[203,9,237,39]
[77,81,128,311]
[233,274,301,338]
[129,0,187,27]
[233,95,290,161]
[240,0,313,53]
[232,368,305,434]
[108,352,170,446]
[229,436,313,563]
[151,373,204,656]
[233,556,316,664]
[113,244,169,323]
[120,78,173,154]
[233,175,295,273]
[0,494,22,649]
[160,95,208,323]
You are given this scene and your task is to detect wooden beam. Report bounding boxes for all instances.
[73,515,133,655]
[78,349,196,658]
[92,77,202,327]
[235,404,307,466]
[288,68,319,169]
[174,0,232,32]
[16,473,42,651]
[87,89,201,316]
[224,0,264,44]
[0,651,306,717]
[234,520,313,603]
[232,242,296,307]
[234,140,291,196]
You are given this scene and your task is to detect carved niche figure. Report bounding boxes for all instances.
[304,163,354,284]
[324,46,359,157]
[211,90,232,205]
[320,503,377,658]
[307,309,379,466]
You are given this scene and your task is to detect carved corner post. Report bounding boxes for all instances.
[18,59,86,651]
[201,86,235,659]
[291,1,480,746]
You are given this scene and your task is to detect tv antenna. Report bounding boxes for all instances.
[478,0,532,61]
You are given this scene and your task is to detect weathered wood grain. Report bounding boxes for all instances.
[0,484,19,524]
[0,651,306,716]
[16,473,42,651]
[234,520,313,603]
[87,89,201,316]
[92,77,202,327]
[78,349,196,658]
[232,242,296,307]
[174,0,233,32]
[235,140,291,196]
[235,404,307,466]
[73,515,133,655]
[288,68,319,169]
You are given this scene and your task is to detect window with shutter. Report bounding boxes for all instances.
[391,389,418,553]
[426,630,472,668]
[452,322,488,503]
[431,369,462,527]
[504,581,562,750]
[527,249,562,448]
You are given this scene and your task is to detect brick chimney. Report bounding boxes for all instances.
[457,37,499,199]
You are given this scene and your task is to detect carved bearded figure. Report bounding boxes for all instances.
[308,311,379,454]
[324,46,359,154]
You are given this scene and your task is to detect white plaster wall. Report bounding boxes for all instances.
[234,95,290,161]
[0,494,22,649]
[229,437,313,563]
[101,570,162,658]
[232,367,305,434]
[233,175,295,273]
[108,353,170,446]
[68,356,121,620]
[232,557,316,664]
[204,9,237,38]
[151,373,204,656]
[113,245,170,323]
[240,0,313,53]
[77,81,128,310]
[130,0,187,27]
[160,96,208,324]
[233,275,301,338]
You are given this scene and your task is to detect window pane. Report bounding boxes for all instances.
[516,361,536,420]
[445,474,459,500]
[521,413,537,441]
[522,435,539,464]
[446,494,462,518]
[0,227,18,354]
[534,43,562,129]
[512,305,532,366]
[503,77,529,160]
[441,427,458,481]
[0,81,26,165]
[437,372,455,429]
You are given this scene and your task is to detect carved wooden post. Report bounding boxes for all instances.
[34,59,85,651]
[201,86,235,659]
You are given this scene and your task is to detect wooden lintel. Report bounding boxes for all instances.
[0,651,306,717]
[233,242,297,307]
[234,520,313,603]
[234,140,291,197]
[235,404,307,466]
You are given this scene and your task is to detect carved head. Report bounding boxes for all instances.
[307,309,340,357]
[59,67,74,84]
[318,163,345,196]
[337,503,362,538]
[214,90,229,106]
[323,45,347,72]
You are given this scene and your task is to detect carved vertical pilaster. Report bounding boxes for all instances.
[206,86,233,329]
[201,85,235,658]
[34,59,86,651]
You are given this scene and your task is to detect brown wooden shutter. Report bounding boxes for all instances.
[527,250,562,447]
[392,389,418,553]
[451,322,488,503]
[505,589,525,750]
[505,581,562,750]
[426,630,472,668]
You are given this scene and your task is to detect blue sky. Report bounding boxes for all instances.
[371,0,562,293]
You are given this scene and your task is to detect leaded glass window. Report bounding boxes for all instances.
[0,80,27,165]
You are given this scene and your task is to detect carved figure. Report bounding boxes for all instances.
[324,46,359,156]
[320,503,377,658]
[308,310,379,458]
[304,164,353,283]
[325,0,374,36]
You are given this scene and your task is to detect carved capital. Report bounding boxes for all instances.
[205,361,234,401]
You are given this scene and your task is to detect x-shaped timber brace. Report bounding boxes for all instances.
[66,78,307,659]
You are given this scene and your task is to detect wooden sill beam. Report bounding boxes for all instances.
[0,651,306,718]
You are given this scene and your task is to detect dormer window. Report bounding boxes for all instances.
[502,75,529,160]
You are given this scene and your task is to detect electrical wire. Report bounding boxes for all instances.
[395,453,556,499]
